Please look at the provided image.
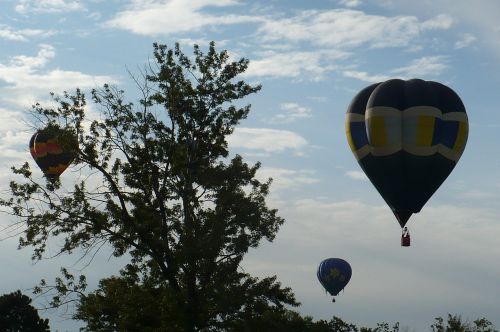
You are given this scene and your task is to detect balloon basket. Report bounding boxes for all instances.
[401,227,410,247]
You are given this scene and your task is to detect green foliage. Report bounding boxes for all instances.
[0,42,296,331]
[0,290,50,331]
[226,312,497,332]
[74,273,182,331]
[360,322,400,332]
[431,314,498,332]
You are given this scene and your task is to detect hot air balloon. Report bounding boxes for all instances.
[345,79,468,245]
[29,129,75,181]
[317,258,352,302]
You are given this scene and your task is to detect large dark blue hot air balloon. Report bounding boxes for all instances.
[345,79,468,245]
[30,129,75,181]
[317,258,352,302]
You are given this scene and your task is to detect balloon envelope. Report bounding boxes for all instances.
[29,130,75,180]
[345,79,468,227]
[317,258,352,296]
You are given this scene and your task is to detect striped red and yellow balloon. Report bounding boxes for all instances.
[345,79,468,228]
[29,130,75,180]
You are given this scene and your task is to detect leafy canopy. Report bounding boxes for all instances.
[0,290,50,332]
[1,42,297,331]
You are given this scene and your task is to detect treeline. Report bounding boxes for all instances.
[234,309,497,332]
[0,289,497,331]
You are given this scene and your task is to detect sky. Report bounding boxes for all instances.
[0,0,499,331]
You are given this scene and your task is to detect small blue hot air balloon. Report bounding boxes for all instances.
[317,258,352,302]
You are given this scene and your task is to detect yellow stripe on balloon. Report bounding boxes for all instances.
[345,122,356,153]
[415,116,435,146]
[46,164,69,175]
[367,116,387,147]
[453,121,468,153]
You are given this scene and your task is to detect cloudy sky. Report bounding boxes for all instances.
[1,0,500,330]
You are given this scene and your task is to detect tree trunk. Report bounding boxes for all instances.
[183,180,199,332]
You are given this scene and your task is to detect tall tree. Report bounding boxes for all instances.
[0,290,50,332]
[0,42,297,331]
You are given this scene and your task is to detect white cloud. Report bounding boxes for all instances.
[280,103,312,119]
[0,45,116,108]
[421,13,454,30]
[105,0,262,36]
[262,198,500,262]
[15,0,85,13]
[246,10,453,81]
[0,108,31,162]
[266,103,313,123]
[391,55,448,78]
[282,199,390,241]
[177,38,228,49]
[228,127,308,155]
[338,0,363,8]
[106,4,452,55]
[245,50,346,80]
[384,0,500,58]
[104,6,455,82]
[0,25,54,41]
[342,70,390,83]
[257,167,319,191]
[459,189,496,200]
[343,55,448,83]
[455,33,477,49]
[9,44,56,69]
[257,10,452,49]
[345,170,368,181]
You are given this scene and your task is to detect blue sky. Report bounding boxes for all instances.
[0,0,499,331]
